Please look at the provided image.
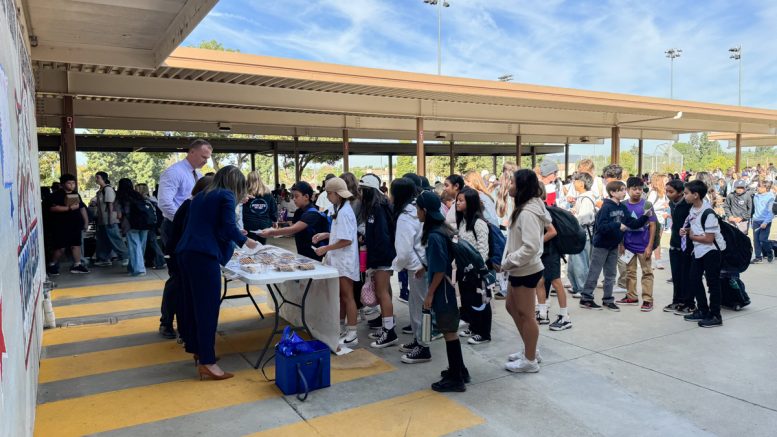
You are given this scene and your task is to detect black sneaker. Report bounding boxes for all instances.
[441,366,471,383]
[467,334,491,345]
[70,264,90,274]
[159,325,177,339]
[698,315,723,328]
[401,345,431,364]
[370,327,398,348]
[536,311,550,325]
[579,300,602,310]
[401,325,413,335]
[663,303,681,313]
[368,316,383,330]
[432,376,466,392]
[751,258,764,264]
[604,302,620,312]
[399,339,419,353]
[549,315,573,331]
[46,264,60,276]
[683,309,706,322]
[674,305,696,316]
[769,255,775,263]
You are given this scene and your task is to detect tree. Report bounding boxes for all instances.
[191,39,240,53]
[394,156,416,177]
[38,152,60,186]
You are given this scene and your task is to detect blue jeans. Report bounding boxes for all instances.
[126,230,148,275]
[567,238,591,293]
[96,224,128,262]
[753,221,773,259]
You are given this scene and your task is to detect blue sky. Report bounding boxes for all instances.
[184,0,777,107]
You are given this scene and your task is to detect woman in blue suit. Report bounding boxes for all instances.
[177,165,258,380]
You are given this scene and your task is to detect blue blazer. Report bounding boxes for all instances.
[176,189,248,265]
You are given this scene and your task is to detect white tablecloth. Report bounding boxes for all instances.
[223,247,341,352]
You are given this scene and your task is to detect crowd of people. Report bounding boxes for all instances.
[40,138,777,391]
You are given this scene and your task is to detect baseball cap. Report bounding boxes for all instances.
[734,179,747,189]
[540,159,559,177]
[359,173,381,191]
[325,177,353,199]
[416,191,445,222]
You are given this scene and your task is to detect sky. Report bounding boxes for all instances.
[178,0,777,162]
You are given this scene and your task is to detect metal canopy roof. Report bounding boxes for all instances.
[34,47,777,145]
[708,132,777,148]
[25,0,217,69]
[36,134,566,156]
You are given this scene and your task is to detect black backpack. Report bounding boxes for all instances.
[128,198,158,230]
[701,210,752,273]
[546,206,587,255]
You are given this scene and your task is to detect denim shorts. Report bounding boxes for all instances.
[509,270,544,288]
[432,280,459,333]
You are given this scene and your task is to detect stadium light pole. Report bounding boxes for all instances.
[729,45,742,105]
[423,0,450,75]
[665,48,682,99]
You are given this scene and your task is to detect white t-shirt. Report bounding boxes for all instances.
[688,204,726,259]
[325,202,360,281]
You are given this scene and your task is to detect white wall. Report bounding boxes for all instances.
[0,0,45,435]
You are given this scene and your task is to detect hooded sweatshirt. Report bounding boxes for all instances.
[592,198,651,250]
[723,190,753,220]
[501,197,553,277]
[391,202,424,272]
[752,191,775,225]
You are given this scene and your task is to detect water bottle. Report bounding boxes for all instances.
[421,309,432,344]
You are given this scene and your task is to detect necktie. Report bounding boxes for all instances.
[680,214,692,251]
[192,170,197,182]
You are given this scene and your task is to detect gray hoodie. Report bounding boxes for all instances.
[723,190,752,220]
[501,197,553,277]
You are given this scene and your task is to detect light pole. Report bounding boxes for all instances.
[665,48,682,99]
[729,45,742,105]
[423,0,450,75]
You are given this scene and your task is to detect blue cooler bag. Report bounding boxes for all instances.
[275,329,331,400]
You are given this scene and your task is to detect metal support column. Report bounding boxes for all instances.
[735,133,742,172]
[516,135,523,168]
[342,128,350,173]
[293,135,300,181]
[564,142,570,178]
[416,117,426,177]
[492,155,498,176]
[449,140,455,175]
[60,96,77,177]
[531,146,537,169]
[611,126,620,165]
[637,138,644,176]
[388,154,394,182]
[250,152,255,172]
[273,141,279,187]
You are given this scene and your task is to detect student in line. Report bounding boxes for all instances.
[259,181,329,261]
[359,174,399,348]
[664,178,696,315]
[502,169,552,373]
[443,175,465,227]
[751,180,775,264]
[535,219,572,331]
[416,191,468,392]
[567,172,596,299]
[464,171,500,227]
[616,177,657,311]
[242,171,277,245]
[390,178,431,363]
[46,173,89,275]
[312,177,360,347]
[579,181,651,311]
[681,180,726,328]
[723,180,752,235]
[455,188,493,344]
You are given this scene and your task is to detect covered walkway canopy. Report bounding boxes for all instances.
[33,43,777,177]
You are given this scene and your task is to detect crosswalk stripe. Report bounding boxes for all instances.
[34,349,395,437]
[52,280,167,300]
[53,296,164,319]
[246,390,484,437]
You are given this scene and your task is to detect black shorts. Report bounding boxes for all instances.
[431,281,459,333]
[509,270,544,288]
[541,253,561,282]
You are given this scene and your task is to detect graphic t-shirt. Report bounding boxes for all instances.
[292,205,328,261]
[623,199,657,253]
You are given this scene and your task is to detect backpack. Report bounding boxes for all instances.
[546,205,587,255]
[701,209,752,273]
[576,195,598,241]
[720,275,751,311]
[128,198,158,230]
[431,230,496,304]
[305,206,332,247]
[472,219,506,270]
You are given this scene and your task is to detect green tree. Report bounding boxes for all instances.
[395,156,416,177]
[38,152,60,186]
[191,39,240,52]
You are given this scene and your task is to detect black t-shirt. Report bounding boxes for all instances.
[670,198,692,250]
[292,205,327,260]
[48,189,86,231]
[242,194,277,233]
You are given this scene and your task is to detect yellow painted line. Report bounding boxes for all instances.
[53,280,166,300]
[35,349,394,437]
[54,296,163,319]
[248,390,484,437]
[43,303,272,346]
[39,324,277,383]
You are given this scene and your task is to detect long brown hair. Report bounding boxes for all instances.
[464,171,494,202]
[496,162,517,217]
[246,171,270,196]
[510,169,543,225]
[205,165,246,201]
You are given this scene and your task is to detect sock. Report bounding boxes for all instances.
[538,303,548,316]
[340,318,346,327]
[383,317,395,330]
[445,339,465,380]
[559,307,569,319]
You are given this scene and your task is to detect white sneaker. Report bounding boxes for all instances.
[458,329,473,338]
[361,306,379,316]
[613,286,627,293]
[458,320,469,330]
[339,330,358,347]
[508,349,543,363]
[505,358,540,373]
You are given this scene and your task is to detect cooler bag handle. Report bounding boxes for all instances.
[295,358,324,402]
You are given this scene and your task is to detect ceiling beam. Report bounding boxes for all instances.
[152,0,219,66]
[31,43,156,69]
